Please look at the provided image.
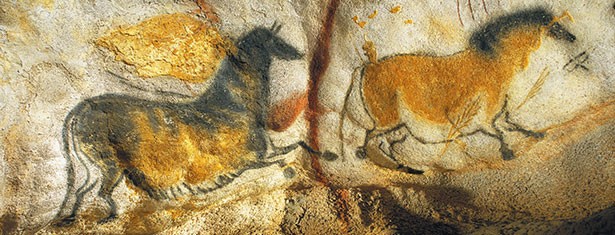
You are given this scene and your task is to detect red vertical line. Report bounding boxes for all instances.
[481,0,489,15]
[457,0,465,27]
[468,0,476,20]
[307,0,341,185]
[306,0,351,233]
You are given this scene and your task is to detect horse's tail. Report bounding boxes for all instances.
[53,103,94,225]
[338,66,375,160]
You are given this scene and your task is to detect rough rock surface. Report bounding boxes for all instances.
[0,0,613,234]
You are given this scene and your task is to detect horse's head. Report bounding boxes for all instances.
[470,8,576,56]
[545,20,575,43]
[234,23,303,75]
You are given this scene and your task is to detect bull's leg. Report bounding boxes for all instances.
[268,139,339,161]
[97,164,123,224]
[57,178,99,226]
[56,151,100,226]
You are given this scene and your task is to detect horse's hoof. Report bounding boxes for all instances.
[55,216,76,227]
[532,131,545,139]
[378,140,392,156]
[98,214,117,224]
[397,165,424,175]
[321,151,339,161]
[283,167,296,178]
[355,148,367,159]
[501,147,515,160]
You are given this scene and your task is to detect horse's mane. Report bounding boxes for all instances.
[470,7,555,55]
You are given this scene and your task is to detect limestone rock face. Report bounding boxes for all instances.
[0,0,613,234]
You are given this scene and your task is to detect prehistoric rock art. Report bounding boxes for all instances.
[96,13,232,83]
[55,24,334,225]
[1,1,612,233]
[342,8,576,173]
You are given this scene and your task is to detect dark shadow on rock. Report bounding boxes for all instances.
[356,186,464,235]
[1,213,19,235]
[551,206,615,235]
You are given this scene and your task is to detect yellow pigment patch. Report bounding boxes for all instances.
[352,16,367,28]
[390,6,401,14]
[96,13,233,83]
[427,17,463,44]
[362,26,543,128]
[32,0,54,10]
[128,109,254,189]
[368,10,378,19]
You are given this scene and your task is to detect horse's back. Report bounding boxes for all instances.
[363,51,491,125]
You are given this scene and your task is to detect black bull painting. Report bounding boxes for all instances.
[54,24,336,225]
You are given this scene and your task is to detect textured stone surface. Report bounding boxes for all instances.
[0,0,614,234]
[96,13,231,83]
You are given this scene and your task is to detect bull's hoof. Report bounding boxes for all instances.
[501,147,515,160]
[54,216,76,227]
[355,148,367,159]
[98,214,117,224]
[322,151,339,161]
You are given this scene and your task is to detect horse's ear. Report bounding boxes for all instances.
[271,21,282,34]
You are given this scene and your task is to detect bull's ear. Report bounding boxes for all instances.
[271,21,282,34]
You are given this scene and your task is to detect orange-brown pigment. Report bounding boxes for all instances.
[111,109,255,189]
[363,26,545,129]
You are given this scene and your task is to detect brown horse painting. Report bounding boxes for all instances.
[343,8,576,174]
[54,24,335,226]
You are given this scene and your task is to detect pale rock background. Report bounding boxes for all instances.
[0,0,613,234]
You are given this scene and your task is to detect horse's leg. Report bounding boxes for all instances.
[356,129,375,159]
[491,97,515,160]
[361,123,424,174]
[97,163,123,224]
[503,111,545,138]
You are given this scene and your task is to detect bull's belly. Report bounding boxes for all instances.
[74,103,259,191]
[124,108,257,189]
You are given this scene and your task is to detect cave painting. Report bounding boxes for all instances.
[95,13,231,83]
[343,8,576,174]
[55,23,335,225]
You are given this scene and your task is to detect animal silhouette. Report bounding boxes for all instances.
[55,24,333,225]
[343,8,576,173]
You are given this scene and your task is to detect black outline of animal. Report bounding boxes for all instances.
[54,23,335,226]
[340,8,576,174]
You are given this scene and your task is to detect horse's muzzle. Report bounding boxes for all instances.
[548,22,576,43]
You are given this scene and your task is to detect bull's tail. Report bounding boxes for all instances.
[338,66,375,160]
[53,104,97,226]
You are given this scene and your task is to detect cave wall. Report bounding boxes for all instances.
[0,0,613,234]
